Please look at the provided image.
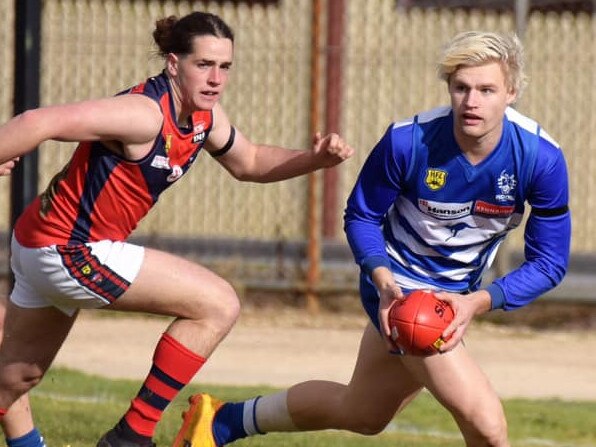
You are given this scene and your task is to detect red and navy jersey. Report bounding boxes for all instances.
[15,72,212,247]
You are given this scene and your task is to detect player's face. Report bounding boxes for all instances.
[168,35,233,112]
[448,61,516,150]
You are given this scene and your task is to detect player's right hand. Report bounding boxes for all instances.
[377,287,405,352]
[371,266,405,350]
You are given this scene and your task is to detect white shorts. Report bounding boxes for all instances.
[10,235,145,316]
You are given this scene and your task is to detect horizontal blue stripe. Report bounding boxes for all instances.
[150,365,184,391]
[137,385,169,411]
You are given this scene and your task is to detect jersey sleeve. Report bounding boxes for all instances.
[343,123,411,274]
[486,139,571,310]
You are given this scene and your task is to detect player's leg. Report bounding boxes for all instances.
[0,302,78,417]
[2,397,46,447]
[285,323,422,433]
[173,322,424,446]
[401,344,509,446]
[98,247,241,446]
[0,298,47,447]
[1,397,36,439]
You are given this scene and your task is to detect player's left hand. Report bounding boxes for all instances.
[435,289,492,352]
[312,132,354,168]
[0,157,20,176]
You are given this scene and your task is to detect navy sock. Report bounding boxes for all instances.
[114,418,152,444]
[6,428,46,447]
[212,402,248,445]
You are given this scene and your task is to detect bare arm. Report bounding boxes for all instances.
[205,103,354,182]
[0,94,163,163]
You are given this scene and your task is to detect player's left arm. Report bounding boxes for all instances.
[204,103,354,182]
[486,141,571,311]
[438,143,571,350]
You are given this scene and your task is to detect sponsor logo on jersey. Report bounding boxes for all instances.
[495,169,516,202]
[418,199,472,220]
[79,263,103,283]
[192,122,207,143]
[445,222,479,241]
[192,131,206,143]
[425,169,447,191]
[81,263,92,275]
[150,155,171,170]
[474,200,515,217]
[167,164,183,182]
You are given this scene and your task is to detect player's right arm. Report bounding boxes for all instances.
[344,124,411,340]
[344,124,409,275]
[371,266,404,345]
[0,94,163,164]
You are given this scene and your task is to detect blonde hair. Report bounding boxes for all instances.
[437,31,527,99]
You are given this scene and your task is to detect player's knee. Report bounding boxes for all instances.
[351,420,388,436]
[344,406,392,435]
[345,414,391,435]
[217,294,241,333]
[477,412,508,446]
[204,280,241,331]
[0,368,43,404]
[458,400,508,446]
[219,281,241,320]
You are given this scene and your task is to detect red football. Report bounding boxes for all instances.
[388,290,454,356]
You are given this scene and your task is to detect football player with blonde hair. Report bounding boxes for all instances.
[175,30,570,447]
[438,31,527,98]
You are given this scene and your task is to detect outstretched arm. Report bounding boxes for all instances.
[205,103,354,182]
[0,94,162,164]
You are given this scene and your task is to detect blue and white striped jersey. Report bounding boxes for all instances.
[345,106,570,310]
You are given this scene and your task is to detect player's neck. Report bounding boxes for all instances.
[167,75,192,128]
[455,127,502,165]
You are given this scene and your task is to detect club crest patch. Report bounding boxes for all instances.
[425,169,447,191]
[496,170,516,202]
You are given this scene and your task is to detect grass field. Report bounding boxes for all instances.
[26,368,596,447]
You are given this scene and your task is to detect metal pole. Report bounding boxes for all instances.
[515,0,530,39]
[306,0,323,314]
[10,0,41,229]
[322,0,345,239]
[495,0,530,279]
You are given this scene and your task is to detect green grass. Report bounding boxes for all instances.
[23,368,596,447]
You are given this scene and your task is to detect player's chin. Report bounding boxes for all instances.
[195,95,219,110]
[459,125,487,139]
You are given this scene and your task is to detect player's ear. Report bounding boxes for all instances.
[506,87,517,106]
[166,53,179,77]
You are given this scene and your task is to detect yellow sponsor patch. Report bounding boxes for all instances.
[165,134,173,154]
[432,337,446,350]
[425,169,447,191]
